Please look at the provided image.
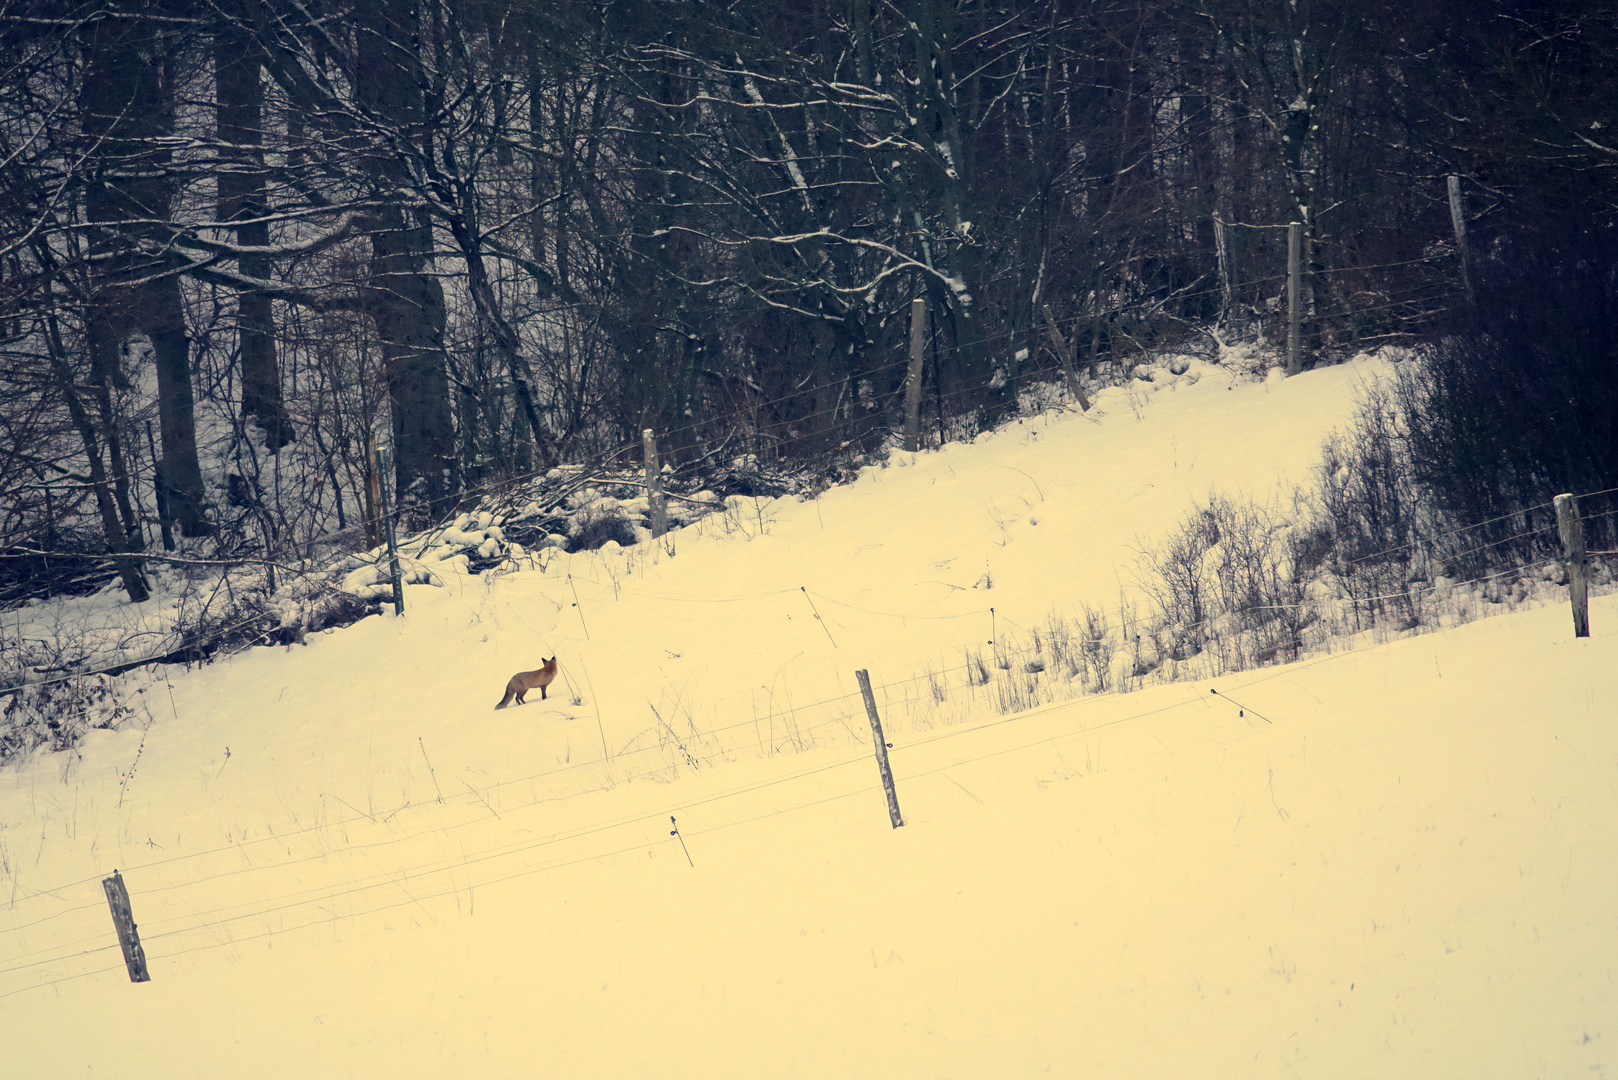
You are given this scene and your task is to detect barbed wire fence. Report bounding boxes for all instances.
[0,470,1611,997]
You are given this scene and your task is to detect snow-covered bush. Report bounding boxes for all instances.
[1400,224,1618,566]
[1119,365,1613,681]
[1,674,151,765]
[567,496,639,551]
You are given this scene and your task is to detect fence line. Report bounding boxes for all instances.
[3,532,1595,938]
[0,647,1292,993]
[5,344,1608,955]
[2,543,1609,992]
[0,654,974,928]
[5,457,1604,711]
[4,470,1606,744]
[14,573,1502,999]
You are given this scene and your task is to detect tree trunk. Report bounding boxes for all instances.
[354,0,455,519]
[907,0,988,404]
[81,9,211,538]
[216,19,294,450]
[367,210,454,518]
[145,279,211,537]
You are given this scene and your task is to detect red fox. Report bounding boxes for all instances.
[494,657,558,709]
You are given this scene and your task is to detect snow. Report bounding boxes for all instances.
[2,354,1614,1077]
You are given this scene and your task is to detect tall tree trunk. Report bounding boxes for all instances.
[216,19,294,450]
[143,278,211,536]
[908,0,987,399]
[80,8,211,538]
[528,66,547,269]
[354,0,454,518]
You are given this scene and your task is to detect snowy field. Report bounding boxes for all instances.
[2,356,1614,1078]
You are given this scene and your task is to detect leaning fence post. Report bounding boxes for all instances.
[1286,221,1303,376]
[1040,303,1093,411]
[1555,493,1590,638]
[855,669,905,829]
[375,446,405,617]
[642,429,668,539]
[1447,174,1474,303]
[1214,212,1235,326]
[102,870,150,983]
[904,296,925,453]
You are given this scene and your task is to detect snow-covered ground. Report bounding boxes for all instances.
[2,355,1614,1078]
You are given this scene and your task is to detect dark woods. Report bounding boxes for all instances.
[0,0,1613,603]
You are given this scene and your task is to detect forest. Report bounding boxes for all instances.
[0,0,1613,608]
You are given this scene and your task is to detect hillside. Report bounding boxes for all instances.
[2,356,1614,1078]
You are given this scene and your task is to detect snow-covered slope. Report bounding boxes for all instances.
[3,355,1614,1078]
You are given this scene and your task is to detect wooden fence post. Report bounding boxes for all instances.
[1214,212,1235,327]
[855,669,905,829]
[905,296,925,453]
[375,446,405,616]
[1286,221,1303,376]
[642,428,668,538]
[1447,174,1474,303]
[1039,303,1093,411]
[102,870,150,983]
[1555,493,1590,638]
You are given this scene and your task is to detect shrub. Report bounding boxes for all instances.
[1,675,150,765]
[1400,223,1618,562]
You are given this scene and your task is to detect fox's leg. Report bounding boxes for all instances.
[540,686,547,701]
[515,689,526,705]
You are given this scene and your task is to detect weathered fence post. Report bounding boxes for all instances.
[642,428,668,539]
[1039,303,1093,411]
[1286,221,1303,376]
[905,296,925,453]
[1555,493,1590,638]
[1214,213,1235,326]
[855,669,905,829]
[1447,174,1474,303]
[102,870,150,983]
[375,446,405,616]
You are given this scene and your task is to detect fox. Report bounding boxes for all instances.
[494,657,558,710]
